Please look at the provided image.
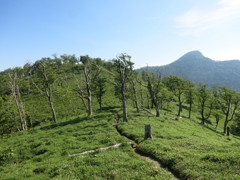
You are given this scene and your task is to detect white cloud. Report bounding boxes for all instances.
[176,0,240,35]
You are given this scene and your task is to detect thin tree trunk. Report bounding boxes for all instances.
[9,73,28,130]
[155,103,160,117]
[131,80,140,113]
[83,66,92,117]
[149,85,160,117]
[147,93,151,110]
[201,108,205,125]
[87,85,92,116]
[140,88,144,107]
[188,102,192,119]
[99,96,102,112]
[16,84,27,130]
[224,120,228,134]
[46,87,57,123]
[121,83,128,122]
[177,101,182,116]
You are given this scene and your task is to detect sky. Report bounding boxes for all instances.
[1,0,240,71]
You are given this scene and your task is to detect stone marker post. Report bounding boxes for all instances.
[145,124,152,140]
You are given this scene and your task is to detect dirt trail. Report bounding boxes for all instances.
[113,111,180,180]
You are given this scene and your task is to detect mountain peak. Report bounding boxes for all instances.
[173,50,213,65]
[182,50,204,59]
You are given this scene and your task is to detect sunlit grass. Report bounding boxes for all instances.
[0,110,175,179]
[118,107,240,179]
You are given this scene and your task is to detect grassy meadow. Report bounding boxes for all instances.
[0,110,175,180]
[118,107,240,179]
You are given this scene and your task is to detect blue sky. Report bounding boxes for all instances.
[1,0,240,71]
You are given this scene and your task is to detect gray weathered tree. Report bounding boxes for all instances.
[31,58,58,123]
[75,55,101,116]
[138,71,161,117]
[113,53,134,122]
[130,73,140,113]
[8,69,28,130]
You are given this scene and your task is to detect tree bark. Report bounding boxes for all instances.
[224,119,228,134]
[42,66,57,123]
[148,80,160,117]
[84,66,92,117]
[188,102,192,119]
[177,101,182,117]
[9,72,28,130]
[131,80,140,113]
[45,87,57,123]
[226,126,230,136]
[86,84,92,116]
[121,83,128,122]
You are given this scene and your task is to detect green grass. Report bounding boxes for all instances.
[0,109,175,180]
[118,108,240,179]
[2,101,240,179]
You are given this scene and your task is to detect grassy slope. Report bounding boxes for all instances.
[0,110,175,180]
[118,108,240,179]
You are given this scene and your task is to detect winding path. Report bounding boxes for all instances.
[69,111,180,179]
[113,111,180,180]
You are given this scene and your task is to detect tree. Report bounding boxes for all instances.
[8,68,28,130]
[158,87,174,111]
[197,83,213,125]
[216,86,240,134]
[163,76,189,117]
[139,71,162,117]
[231,113,240,136]
[113,53,134,122]
[130,72,140,113]
[185,82,196,119]
[75,55,101,116]
[31,58,58,123]
[94,75,106,112]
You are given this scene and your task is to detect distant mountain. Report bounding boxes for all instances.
[138,51,240,91]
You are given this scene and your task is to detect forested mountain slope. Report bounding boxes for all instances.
[138,51,240,91]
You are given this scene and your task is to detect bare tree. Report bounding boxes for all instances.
[8,70,28,130]
[75,56,101,116]
[113,53,134,122]
[31,58,58,123]
[138,71,161,117]
[130,79,140,113]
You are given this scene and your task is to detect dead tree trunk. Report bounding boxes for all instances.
[9,72,28,131]
[83,66,92,116]
[131,80,140,113]
[40,62,58,123]
[113,54,133,123]
[121,82,128,122]
[147,76,160,117]
[45,86,57,123]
